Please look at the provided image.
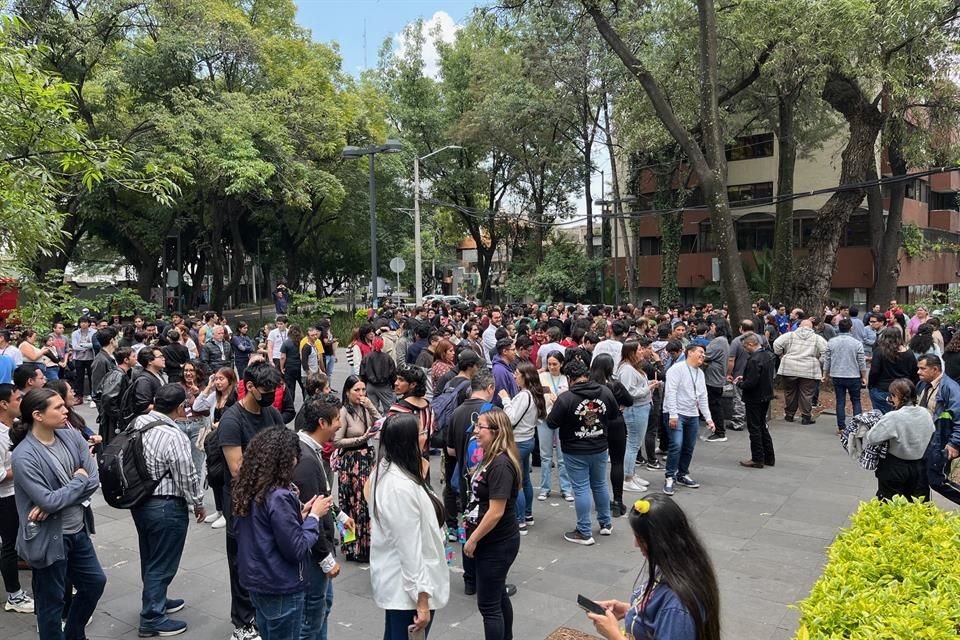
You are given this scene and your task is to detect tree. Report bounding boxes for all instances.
[506,233,601,301]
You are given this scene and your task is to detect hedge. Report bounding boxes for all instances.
[795,497,960,639]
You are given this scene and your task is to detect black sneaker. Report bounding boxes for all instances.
[138,619,187,637]
[505,584,518,597]
[646,460,664,471]
[801,416,816,425]
[164,599,185,614]
[704,433,728,443]
[563,530,596,546]
[464,582,476,596]
[676,475,700,488]
[784,415,795,422]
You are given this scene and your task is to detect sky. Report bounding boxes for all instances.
[296,0,610,225]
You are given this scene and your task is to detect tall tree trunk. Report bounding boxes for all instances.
[795,72,885,313]
[660,210,683,308]
[136,261,158,301]
[771,88,798,304]
[583,0,752,323]
[583,145,596,299]
[602,93,636,302]
[870,120,907,307]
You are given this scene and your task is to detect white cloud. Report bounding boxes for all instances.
[394,11,460,80]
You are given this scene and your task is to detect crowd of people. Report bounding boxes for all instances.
[0,294,958,640]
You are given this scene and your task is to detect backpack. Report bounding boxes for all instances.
[204,424,225,483]
[99,368,130,423]
[429,377,471,444]
[99,419,169,509]
[451,401,495,494]
[118,378,142,430]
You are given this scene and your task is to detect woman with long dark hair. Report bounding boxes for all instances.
[463,409,522,640]
[366,414,449,640]
[10,388,106,640]
[193,367,238,528]
[617,342,657,495]
[498,361,544,534]
[589,353,634,517]
[233,426,331,640]
[538,352,572,501]
[45,380,101,448]
[868,328,920,413]
[335,374,381,563]
[175,360,209,486]
[584,495,720,640]
[387,366,435,451]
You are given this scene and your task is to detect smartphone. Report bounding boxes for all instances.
[577,594,606,616]
[408,626,425,640]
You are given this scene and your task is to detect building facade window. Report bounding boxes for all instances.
[728,182,774,205]
[725,133,774,161]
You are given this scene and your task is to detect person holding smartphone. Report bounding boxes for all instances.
[233,426,332,640]
[463,408,521,640]
[584,495,720,640]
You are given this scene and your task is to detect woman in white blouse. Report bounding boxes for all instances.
[617,342,658,494]
[498,361,546,535]
[365,413,449,639]
[537,352,572,501]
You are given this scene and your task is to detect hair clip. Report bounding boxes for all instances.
[633,499,651,514]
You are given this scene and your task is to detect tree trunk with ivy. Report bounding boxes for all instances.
[771,88,797,304]
[660,210,683,308]
[869,120,907,308]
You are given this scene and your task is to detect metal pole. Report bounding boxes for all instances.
[369,152,378,307]
[175,234,181,312]
[414,155,422,304]
[613,205,619,306]
[257,239,263,327]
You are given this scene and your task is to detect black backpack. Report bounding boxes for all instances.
[99,419,168,509]
[204,425,225,483]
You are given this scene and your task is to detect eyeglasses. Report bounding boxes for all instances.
[476,426,499,433]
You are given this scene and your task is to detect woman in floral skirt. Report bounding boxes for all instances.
[335,374,381,562]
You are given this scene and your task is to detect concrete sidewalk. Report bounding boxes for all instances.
[4,365,944,639]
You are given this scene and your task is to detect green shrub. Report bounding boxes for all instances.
[795,497,960,639]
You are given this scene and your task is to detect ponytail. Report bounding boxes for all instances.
[11,388,58,449]
[9,421,28,449]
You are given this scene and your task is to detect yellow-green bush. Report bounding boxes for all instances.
[796,497,960,639]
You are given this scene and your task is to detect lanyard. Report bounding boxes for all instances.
[686,365,699,389]
[548,375,561,394]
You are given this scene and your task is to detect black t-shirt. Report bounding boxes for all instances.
[546,381,617,456]
[447,397,488,503]
[280,339,301,373]
[218,402,285,530]
[468,452,519,545]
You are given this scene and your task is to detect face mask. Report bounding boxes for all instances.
[255,388,276,407]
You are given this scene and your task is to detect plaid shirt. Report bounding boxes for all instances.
[132,411,204,507]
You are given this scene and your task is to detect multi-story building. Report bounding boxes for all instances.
[593,132,960,306]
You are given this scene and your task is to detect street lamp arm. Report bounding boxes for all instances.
[419,145,463,162]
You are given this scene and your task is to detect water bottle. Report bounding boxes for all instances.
[457,514,466,544]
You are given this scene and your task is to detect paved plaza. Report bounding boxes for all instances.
[4,358,949,640]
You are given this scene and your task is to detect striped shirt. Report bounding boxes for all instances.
[132,411,204,507]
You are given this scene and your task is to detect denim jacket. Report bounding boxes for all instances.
[12,429,99,568]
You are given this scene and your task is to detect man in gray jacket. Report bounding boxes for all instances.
[823,318,867,430]
[200,325,233,373]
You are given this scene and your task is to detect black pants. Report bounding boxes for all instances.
[225,534,255,628]
[73,359,93,397]
[606,418,626,504]
[876,454,929,502]
[443,453,459,530]
[645,392,662,462]
[745,402,775,465]
[475,534,520,640]
[707,385,726,436]
[210,477,225,513]
[0,495,20,594]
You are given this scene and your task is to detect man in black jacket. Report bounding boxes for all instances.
[737,335,776,468]
[292,395,353,640]
[132,348,168,417]
[360,341,397,414]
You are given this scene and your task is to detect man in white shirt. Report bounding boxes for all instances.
[593,320,628,370]
[662,344,715,496]
[266,315,288,369]
[481,309,503,359]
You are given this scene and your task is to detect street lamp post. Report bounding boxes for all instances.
[414,145,462,304]
[342,140,403,307]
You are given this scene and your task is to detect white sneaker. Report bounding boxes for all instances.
[204,511,222,524]
[623,479,648,493]
[211,515,227,529]
[599,524,613,536]
[629,476,649,486]
[5,592,34,613]
[88,400,96,409]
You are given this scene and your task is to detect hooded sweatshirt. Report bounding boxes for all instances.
[546,381,618,456]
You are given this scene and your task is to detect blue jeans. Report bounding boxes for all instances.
[325,356,335,380]
[622,404,651,478]
[537,421,571,495]
[45,366,60,381]
[665,415,700,479]
[384,608,434,640]
[300,561,334,640]
[175,418,206,485]
[832,377,863,427]
[131,497,189,629]
[563,450,612,538]
[869,387,892,414]
[32,531,106,640]
[515,438,535,522]
[250,590,306,640]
